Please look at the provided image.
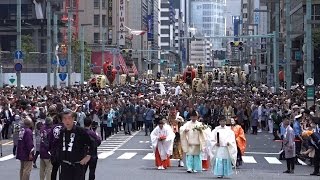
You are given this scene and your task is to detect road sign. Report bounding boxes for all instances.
[14,63,22,71]
[59,59,67,67]
[59,73,67,81]
[306,78,314,86]
[14,50,23,59]
[306,86,315,100]
[9,76,16,84]
[60,81,66,88]
[116,65,120,71]
[52,59,57,65]
[295,51,302,60]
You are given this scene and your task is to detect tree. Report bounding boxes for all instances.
[71,39,92,81]
[21,35,37,63]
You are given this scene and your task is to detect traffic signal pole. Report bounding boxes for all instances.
[285,0,292,93]
[46,1,52,87]
[16,0,21,97]
[305,0,313,85]
[273,1,280,93]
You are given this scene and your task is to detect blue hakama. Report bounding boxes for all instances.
[212,147,233,177]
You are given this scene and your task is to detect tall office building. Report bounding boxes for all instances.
[127,0,148,72]
[190,0,226,50]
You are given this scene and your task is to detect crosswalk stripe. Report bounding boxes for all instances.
[0,154,15,162]
[98,152,114,159]
[142,153,155,160]
[2,141,13,146]
[298,158,307,166]
[242,156,257,163]
[264,157,282,164]
[117,152,137,159]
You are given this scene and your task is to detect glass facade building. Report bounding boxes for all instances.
[190,0,226,49]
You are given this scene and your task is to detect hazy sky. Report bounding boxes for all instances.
[225,0,241,29]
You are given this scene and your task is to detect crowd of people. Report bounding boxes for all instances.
[0,81,319,179]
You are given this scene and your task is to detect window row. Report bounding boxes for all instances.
[94,14,107,26]
[94,0,107,9]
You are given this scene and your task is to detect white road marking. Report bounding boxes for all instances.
[245,152,280,155]
[242,156,257,163]
[142,153,155,160]
[0,154,15,162]
[264,157,282,164]
[98,152,114,159]
[297,158,307,166]
[2,141,14,145]
[117,152,137,159]
[117,149,153,151]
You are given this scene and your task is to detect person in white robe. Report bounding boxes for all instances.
[209,117,237,178]
[150,120,175,170]
[180,110,206,173]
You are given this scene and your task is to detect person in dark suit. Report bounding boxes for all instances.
[1,105,13,139]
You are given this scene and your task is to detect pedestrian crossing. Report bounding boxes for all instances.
[97,131,139,153]
[97,151,309,166]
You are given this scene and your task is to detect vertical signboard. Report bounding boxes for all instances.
[118,0,126,46]
[233,16,240,41]
[108,0,113,45]
[147,15,154,41]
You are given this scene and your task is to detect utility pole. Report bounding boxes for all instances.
[305,0,313,84]
[46,1,52,87]
[67,5,72,87]
[285,0,292,93]
[80,26,85,84]
[101,27,106,74]
[273,1,280,93]
[53,13,58,88]
[16,0,21,97]
[267,9,271,86]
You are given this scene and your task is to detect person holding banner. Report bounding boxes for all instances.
[209,117,237,179]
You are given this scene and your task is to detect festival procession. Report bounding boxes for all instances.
[1,0,320,180]
[0,63,319,180]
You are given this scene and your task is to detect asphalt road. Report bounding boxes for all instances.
[0,129,319,180]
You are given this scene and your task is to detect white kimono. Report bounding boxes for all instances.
[180,121,206,155]
[201,127,212,161]
[150,124,175,160]
[209,126,237,166]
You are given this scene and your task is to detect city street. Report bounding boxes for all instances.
[0,130,318,180]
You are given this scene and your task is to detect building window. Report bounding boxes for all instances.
[102,15,106,26]
[94,33,100,43]
[94,0,99,9]
[94,15,100,26]
[102,0,106,9]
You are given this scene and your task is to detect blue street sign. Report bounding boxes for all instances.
[295,51,302,60]
[14,50,23,59]
[59,73,67,81]
[51,59,57,65]
[116,65,120,71]
[59,59,67,67]
[14,63,22,71]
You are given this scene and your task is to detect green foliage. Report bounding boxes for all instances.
[21,35,37,63]
[312,28,320,51]
[71,39,92,80]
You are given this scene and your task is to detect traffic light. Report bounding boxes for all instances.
[120,49,133,57]
[128,49,132,57]
[230,41,244,51]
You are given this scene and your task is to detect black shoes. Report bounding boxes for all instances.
[310,172,320,176]
[283,170,294,174]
